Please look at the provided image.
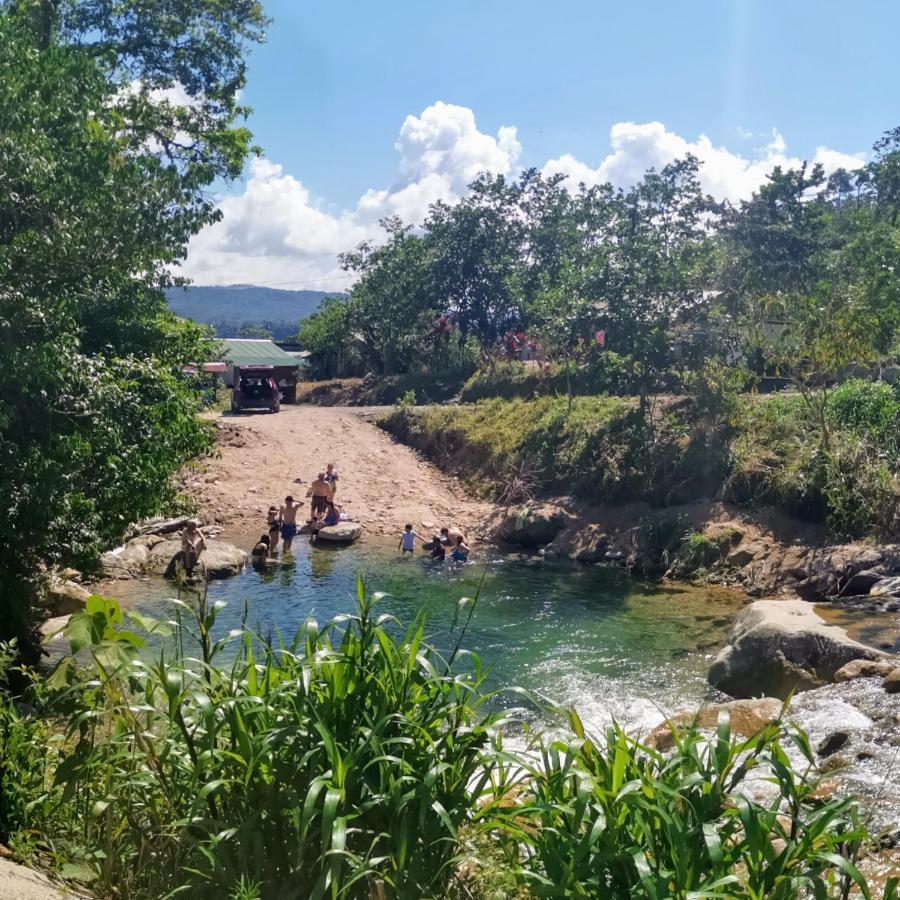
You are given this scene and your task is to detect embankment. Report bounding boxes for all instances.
[379,396,900,603]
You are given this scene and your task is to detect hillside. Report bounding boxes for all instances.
[167,284,340,338]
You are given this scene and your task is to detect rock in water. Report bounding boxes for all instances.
[143,538,247,579]
[43,578,90,617]
[496,503,571,548]
[882,669,900,694]
[316,522,363,544]
[833,659,898,682]
[817,731,850,757]
[871,576,900,597]
[645,697,783,751]
[708,599,888,699]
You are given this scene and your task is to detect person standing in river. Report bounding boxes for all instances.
[279,496,302,552]
[306,473,333,521]
[266,505,281,554]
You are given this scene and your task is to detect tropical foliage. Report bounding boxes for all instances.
[0,587,892,898]
[0,0,265,650]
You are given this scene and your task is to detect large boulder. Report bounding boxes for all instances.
[144,538,247,579]
[315,522,363,544]
[42,578,90,617]
[497,503,572,548]
[708,599,888,699]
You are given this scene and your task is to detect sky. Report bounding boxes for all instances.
[181,0,900,290]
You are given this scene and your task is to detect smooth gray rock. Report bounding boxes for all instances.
[315,522,363,544]
[708,600,887,699]
[144,538,247,579]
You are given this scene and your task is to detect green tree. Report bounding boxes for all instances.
[340,218,435,374]
[0,2,264,653]
[297,296,360,379]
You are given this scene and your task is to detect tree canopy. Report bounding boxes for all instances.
[0,0,265,652]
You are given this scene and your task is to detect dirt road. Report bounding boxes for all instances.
[185,406,492,541]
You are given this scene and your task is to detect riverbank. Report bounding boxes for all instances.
[180,405,493,541]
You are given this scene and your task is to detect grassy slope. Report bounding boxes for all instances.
[382,380,900,540]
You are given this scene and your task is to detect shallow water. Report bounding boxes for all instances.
[106,538,743,734]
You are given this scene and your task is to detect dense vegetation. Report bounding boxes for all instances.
[0,584,893,899]
[0,0,265,651]
[299,133,900,392]
[296,122,900,540]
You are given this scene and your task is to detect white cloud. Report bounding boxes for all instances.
[181,102,520,289]
[543,122,865,202]
[181,107,865,289]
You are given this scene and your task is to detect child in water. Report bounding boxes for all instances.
[398,524,422,554]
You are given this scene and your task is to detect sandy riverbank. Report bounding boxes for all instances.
[182,406,493,541]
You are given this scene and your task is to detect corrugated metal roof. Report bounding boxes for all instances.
[218,339,300,368]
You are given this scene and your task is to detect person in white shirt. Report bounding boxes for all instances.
[398,524,422,553]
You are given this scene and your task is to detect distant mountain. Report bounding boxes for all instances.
[167,284,342,339]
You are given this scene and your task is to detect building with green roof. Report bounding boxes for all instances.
[218,339,300,402]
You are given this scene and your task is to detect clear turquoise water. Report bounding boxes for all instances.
[109,540,743,732]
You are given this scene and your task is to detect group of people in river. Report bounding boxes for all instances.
[398,524,470,562]
[251,463,342,561]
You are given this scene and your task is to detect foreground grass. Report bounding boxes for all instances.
[0,584,895,898]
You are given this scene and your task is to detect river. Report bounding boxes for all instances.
[105,537,743,735]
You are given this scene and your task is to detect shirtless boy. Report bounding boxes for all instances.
[279,496,303,551]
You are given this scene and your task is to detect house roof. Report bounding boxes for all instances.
[217,339,300,369]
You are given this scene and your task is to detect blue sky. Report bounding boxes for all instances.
[183,0,899,287]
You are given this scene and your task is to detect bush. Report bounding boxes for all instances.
[459,354,632,403]
[827,379,900,450]
[382,395,729,506]
[22,586,507,899]
[492,712,890,899]
[729,390,900,538]
[2,589,894,898]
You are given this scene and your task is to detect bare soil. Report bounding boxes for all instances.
[183,406,493,541]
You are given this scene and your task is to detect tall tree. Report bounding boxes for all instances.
[0,1,265,652]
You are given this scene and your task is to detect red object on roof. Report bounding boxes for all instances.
[202,362,227,373]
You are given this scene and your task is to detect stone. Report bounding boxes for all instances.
[871,576,900,597]
[833,659,898,682]
[39,615,71,643]
[881,364,900,385]
[496,503,572,548]
[645,697,783,752]
[315,522,363,544]
[43,578,90,617]
[817,731,850,757]
[839,570,885,597]
[144,538,247,579]
[708,599,888,699]
[727,543,763,568]
[883,669,900,694]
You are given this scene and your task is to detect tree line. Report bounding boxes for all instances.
[299,131,900,405]
[0,0,266,652]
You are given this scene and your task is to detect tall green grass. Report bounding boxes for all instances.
[0,584,896,898]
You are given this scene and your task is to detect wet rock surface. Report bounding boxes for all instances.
[103,534,247,580]
[708,600,890,699]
